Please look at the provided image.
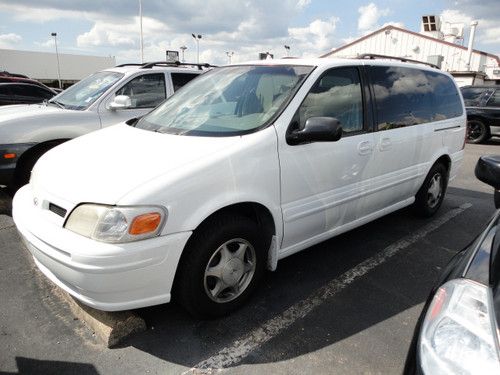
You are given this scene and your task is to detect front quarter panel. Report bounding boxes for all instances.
[117,126,283,245]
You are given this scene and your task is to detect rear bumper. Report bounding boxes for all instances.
[13,185,192,311]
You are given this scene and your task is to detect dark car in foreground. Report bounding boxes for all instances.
[461,86,500,144]
[0,83,55,106]
[405,155,500,374]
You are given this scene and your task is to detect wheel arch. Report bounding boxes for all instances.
[14,138,70,178]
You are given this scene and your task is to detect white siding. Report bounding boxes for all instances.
[326,28,499,80]
[0,49,116,81]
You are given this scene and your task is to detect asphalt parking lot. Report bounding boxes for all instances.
[1,141,498,375]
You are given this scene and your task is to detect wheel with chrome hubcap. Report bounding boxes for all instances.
[413,163,448,217]
[174,214,267,318]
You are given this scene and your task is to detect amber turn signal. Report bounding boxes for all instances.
[129,212,162,235]
[3,153,16,159]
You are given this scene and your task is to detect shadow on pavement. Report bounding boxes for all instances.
[0,357,99,375]
[0,187,12,216]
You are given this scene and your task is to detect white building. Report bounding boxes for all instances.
[0,49,116,87]
[322,17,500,86]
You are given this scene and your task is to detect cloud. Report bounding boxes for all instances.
[0,0,343,64]
[441,7,500,47]
[358,3,390,32]
[0,33,22,48]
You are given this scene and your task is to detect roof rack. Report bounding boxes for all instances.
[115,61,217,70]
[140,61,217,70]
[357,54,439,69]
[115,63,145,67]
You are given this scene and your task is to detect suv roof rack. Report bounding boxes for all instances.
[115,63,145,67]
[140,61,217,70]
[357,54,439,69]
[115,61,217,70]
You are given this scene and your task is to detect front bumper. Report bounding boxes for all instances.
[12,185,192,311]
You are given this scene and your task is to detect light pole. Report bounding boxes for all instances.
[284,45,290,57]
[139,0,144,63]
[225,51,234,64]
[180,46,187,62]
[51,32,62,89]
[191,33,202,64]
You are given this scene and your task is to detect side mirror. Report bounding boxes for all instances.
[475,155,500,208]
[108,95,132,110]
[287,117,343,145]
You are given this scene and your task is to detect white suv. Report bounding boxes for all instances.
[13,58,466,317]
[0,62,207,190]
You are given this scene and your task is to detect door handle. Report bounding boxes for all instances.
[379,137,392,151]
[358,141,373,155]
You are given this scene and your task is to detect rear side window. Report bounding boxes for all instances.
[461,87,487,106]
[0,86,12,95]
[171,73,199,91]
[487,91,500,108]
[370,66,462,131]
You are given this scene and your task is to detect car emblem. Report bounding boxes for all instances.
[33,197,38,206]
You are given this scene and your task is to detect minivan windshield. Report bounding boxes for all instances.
[136,65,313,136]
[49,71,123,110]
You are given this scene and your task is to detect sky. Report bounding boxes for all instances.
[0,0,498,65]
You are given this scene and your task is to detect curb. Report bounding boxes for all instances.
[51,285,147,348]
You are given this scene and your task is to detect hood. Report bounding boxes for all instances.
[32,123,240,204]
[0,103,62,123]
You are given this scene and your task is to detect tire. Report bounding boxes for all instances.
[466,119,489,144]
[174,214,268,318]
[413,163,448,217]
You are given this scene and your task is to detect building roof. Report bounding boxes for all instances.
[321,25,500,65]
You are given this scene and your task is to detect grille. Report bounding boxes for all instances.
[48,203,67,218]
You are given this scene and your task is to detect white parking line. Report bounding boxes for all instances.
[184,203,472,374]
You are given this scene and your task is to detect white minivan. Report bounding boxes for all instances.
[13,58,466,317]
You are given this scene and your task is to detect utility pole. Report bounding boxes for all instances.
[50,32,62,89]
[180,46,187,62]
[225,51,234,64]
[192,34,202,64]
[139,0,144,63]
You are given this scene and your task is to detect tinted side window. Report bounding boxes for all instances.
[171,73,199,91]
[297,67,364,133]
[116,73,166,108]
[487,91,500,108]
[371,66,462,130]
[371,66,435,130]
[461,87,487,106]
[425,71,463,119]
[31,86,54,99]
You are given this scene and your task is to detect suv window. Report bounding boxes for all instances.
[116,73,166,108]
[0,86,12,95]
[296,67,364,133]
[487,90,500,108]
[461,87,488,106]
[171,73,199,91]
[371,66,462,130]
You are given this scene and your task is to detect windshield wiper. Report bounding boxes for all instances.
[48,100,66,109]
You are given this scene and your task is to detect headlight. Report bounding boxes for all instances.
[65,204,166,243]
[419,279,500,374]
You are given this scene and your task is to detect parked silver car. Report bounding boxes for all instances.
[0,61,209,190]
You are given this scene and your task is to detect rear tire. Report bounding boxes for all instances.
[174,214,267,318]
[466,119,488,144]
[413,163,448,217]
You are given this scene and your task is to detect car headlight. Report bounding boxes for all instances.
[419,279,500,374]
[65,204,167,243]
